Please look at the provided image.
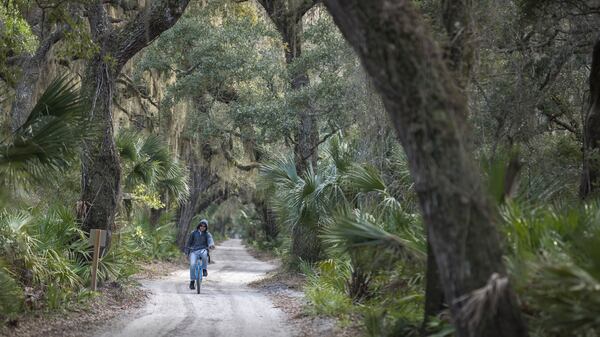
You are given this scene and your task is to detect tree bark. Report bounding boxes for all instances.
[441,0,474,92]
[581,38,600,198]
[175,140,219,249]
[260,201,279,241]
[79,50,122,234]
[149,207,164,228]
[79,0,191,233]
[323,1,528,336]
[10,28,64,131]
[423,0,476,327]
[423,240,446,331]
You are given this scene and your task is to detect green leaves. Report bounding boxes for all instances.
[116,131,190,205]
[0,5,37,83]
[0,264,23,319]
[0,76,87,188]
[526,260,600,335]
[260,135,425,268]
[322,209,425,262]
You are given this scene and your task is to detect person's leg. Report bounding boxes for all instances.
[189,251,198,280]
[200,249,208,270]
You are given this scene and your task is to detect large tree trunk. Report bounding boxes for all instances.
[79,0,190,234]
[323,1,528,337]
[79,51,122,234]
[581,38,600,198]
[423,0,476,327]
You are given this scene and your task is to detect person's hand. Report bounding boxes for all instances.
[209,245,215,250]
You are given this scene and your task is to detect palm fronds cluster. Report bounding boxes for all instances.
[501,201,600,337]
[0,77,88,190]
[0,204,183,321]
[0,208,87,316]
[259,134,600,337]
[259,134,426,328]
[116,131,190,207]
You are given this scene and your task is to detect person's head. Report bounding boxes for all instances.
[196,219,209,232]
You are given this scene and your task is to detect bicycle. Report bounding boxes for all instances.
[193,248,208,294]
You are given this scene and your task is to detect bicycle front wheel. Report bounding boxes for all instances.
[195,262,202,294]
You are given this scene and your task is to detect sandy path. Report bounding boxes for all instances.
[94,239,295,337]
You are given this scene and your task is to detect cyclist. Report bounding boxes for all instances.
[185,219,215,290]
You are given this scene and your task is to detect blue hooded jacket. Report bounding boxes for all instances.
[185,230,214,255]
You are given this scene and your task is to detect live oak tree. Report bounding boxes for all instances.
[78,0,191,233]
[323,1,529,336]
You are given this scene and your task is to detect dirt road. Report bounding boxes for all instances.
[94,239,295,337]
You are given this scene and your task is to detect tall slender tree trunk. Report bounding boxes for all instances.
[281,19,319,173]
[257,0,321,263]
[79,0,190,234]
[441,0,474,92]
[581,38,600,198]
[282,18,322,263]
[175,141,217,249]
[323,1,528,336]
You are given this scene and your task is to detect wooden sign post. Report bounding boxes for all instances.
[89,229,107,291]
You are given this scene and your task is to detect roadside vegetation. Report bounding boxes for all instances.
[2,0,600,336]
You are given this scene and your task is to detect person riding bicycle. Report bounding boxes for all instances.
[185,219,215,290]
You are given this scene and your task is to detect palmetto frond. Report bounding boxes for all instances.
[115,131,140,163]
[0,210,32,232]
[116,131,189,204]
[524,259,600,335]
[325,134,353,173]
[156,159,190,203]
[0,76,87,186]
[258,155,299,191]
[322,209,425,262]
[344,164,386,194]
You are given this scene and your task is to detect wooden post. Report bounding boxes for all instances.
[89,229,107,291]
